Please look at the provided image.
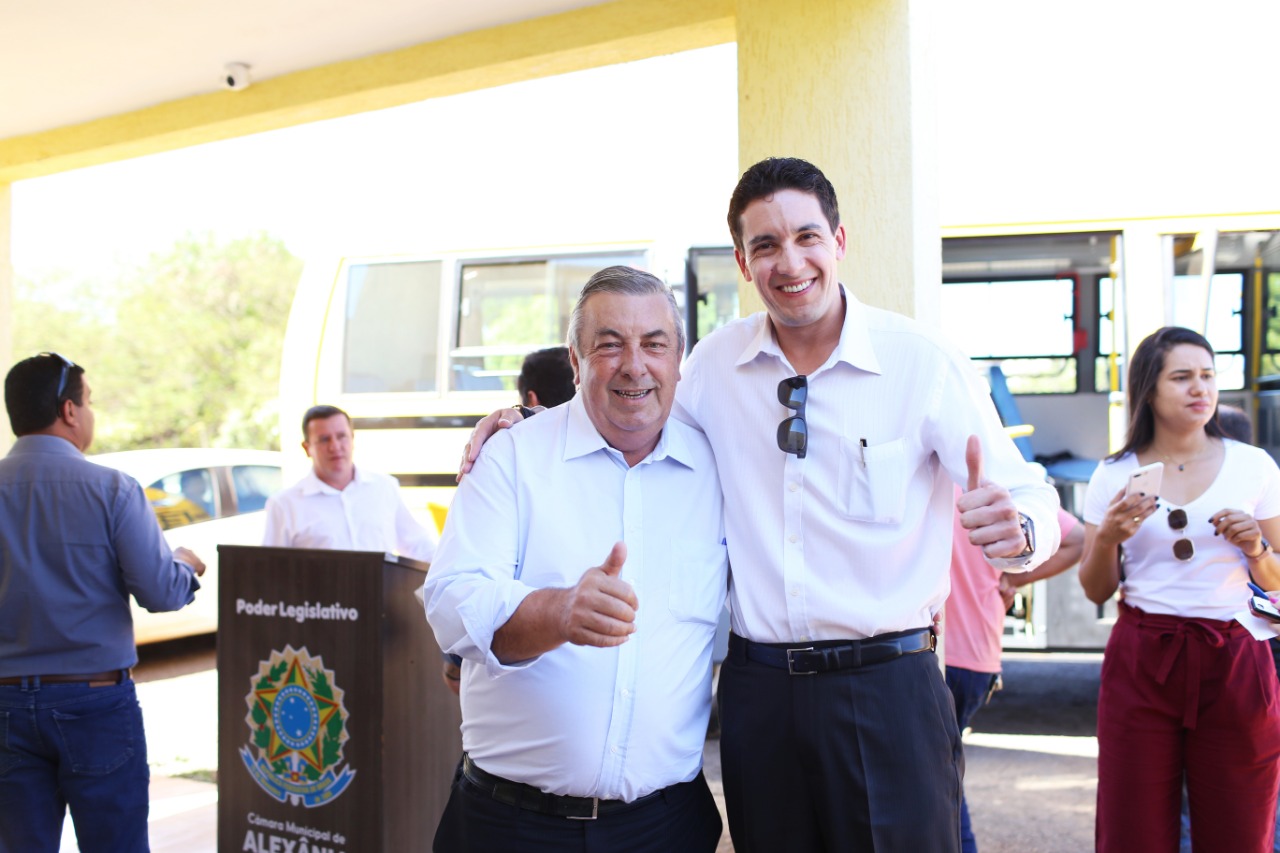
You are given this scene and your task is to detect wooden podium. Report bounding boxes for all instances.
[216,546,461,852]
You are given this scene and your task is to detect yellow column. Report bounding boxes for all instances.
[734,0,938,323]
[0,182,10,453]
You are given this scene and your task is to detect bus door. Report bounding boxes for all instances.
[942,232,1119,649]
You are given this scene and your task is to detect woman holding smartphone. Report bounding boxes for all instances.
[1080,325,1280,851]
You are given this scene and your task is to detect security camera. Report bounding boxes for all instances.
[223,63,251,92]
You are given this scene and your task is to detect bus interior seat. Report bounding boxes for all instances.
[986,365,1098,487]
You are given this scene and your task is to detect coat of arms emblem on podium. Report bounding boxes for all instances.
[240,645,356,807]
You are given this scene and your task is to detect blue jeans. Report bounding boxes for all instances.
[946,666,999,853]
[0,676,149,853]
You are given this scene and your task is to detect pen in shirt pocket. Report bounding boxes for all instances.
[859,438,867,468]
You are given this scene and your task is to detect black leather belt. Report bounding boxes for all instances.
[732,628,936,675]
[461,753,662,820]
[0,669,130,687]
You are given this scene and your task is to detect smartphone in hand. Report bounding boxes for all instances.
[1125,461,1164,499]
[1250,595,1280,624]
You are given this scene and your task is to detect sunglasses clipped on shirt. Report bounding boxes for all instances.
[777,375,808,459]
[1167,507,1194,562]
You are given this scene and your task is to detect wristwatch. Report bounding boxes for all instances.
[988,513,1036,570]
[512,404,537,419]
[1014,513,1036,558]
[1248,538,1274,561]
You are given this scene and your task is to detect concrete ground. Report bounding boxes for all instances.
[58,644,1104,852]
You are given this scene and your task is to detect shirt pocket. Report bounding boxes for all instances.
[839,436,909,523]
[668,542,729,625]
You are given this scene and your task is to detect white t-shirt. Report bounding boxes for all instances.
[1083,440,1280,620]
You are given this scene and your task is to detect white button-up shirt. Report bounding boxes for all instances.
[676,292,1059,644]
[423,396,727,801]
[262,466,436,562]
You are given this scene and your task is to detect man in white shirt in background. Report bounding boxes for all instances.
[424,267,726,852]
[262,404,436,562]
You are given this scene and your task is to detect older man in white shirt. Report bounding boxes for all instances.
[262,404,436,561]
[424,267,726,852]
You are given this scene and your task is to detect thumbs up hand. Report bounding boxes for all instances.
[598,541,627,579]
[966,433,985,493]
[558,542,639,648]
[956,435,1027,559]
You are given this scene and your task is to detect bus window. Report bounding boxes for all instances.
[1096,277,1121,393]
[939,278,1077,393]
[451,253,644,392]
[1097,273,1246,391]
[345,260,442,393]
[942,232,1116,395]
[1171,272,1244,389]
[686,248,739,350]
[1167,232,1264,390]
[1262,271,1280,377]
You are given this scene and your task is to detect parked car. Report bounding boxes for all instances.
[89,448,283,644]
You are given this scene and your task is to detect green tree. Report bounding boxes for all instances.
[13,231,302,452]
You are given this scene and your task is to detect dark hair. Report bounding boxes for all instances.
[517,346,575,409]
[1217,403,1253,444]
[566,266,685,355]
[301,404,351,441]
[727,157,841,252]
[4,353,86,436]
[1108,326,1225,461]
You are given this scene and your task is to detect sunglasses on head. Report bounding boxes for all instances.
[777,375,807,459]
[38,352,76,400]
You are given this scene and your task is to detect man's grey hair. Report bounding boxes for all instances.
[566,266,686,355]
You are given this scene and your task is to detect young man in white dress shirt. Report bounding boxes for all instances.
[262,405,437,561]
[679,157,1060,852]
[425,267,726,852]
[462,158,1061,852]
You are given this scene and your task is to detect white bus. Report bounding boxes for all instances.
[277,242,743,524]
[939,219,1280,648]
[278,219,1280,649]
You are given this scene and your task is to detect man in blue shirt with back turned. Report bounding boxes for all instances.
[0,353,206,853]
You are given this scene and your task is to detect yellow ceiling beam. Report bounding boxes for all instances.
[0,0,733,182]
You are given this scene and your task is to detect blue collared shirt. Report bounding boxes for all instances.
[423,396,727,801]
[0,435,200,676]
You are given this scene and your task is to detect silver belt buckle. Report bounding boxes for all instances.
[567,797,599,820]
[786,646,815,676]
